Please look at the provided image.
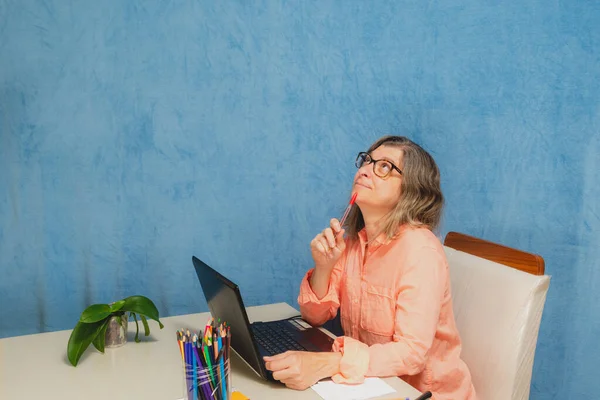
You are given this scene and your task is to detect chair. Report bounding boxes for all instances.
[443,232,550,400]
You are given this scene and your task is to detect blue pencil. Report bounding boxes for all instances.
[191,342,198,400]
[184,340,192,400]
[218,334,227,400]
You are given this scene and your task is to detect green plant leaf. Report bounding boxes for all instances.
[80,304,112,323]
[131,312,140,343]
[91,319,110,353]
[140,315,150,337]
[121,295,164,329]
[109,300,125,313]
[67,319,106,366]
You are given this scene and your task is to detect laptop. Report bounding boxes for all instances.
[192,256,335,381]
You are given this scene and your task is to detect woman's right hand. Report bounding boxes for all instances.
[310,218,346,273]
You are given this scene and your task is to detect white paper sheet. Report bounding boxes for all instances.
[311,377,396,400]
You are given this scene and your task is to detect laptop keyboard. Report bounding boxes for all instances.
[251,320,306,355]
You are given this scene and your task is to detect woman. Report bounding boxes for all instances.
[264,136,476,399]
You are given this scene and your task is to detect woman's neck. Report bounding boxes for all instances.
[361,208,388,242]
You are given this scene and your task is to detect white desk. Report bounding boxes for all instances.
[0,303,421,400]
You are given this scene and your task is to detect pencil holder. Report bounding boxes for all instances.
[182,358,231,400]
[177,320,232,400]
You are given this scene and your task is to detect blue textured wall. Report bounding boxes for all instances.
[1,1,599,398]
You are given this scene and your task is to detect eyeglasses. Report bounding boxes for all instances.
[355,152,403,178]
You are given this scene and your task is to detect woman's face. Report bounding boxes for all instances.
[352,145,404,215]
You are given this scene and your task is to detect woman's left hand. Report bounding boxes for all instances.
[264,351,341,390]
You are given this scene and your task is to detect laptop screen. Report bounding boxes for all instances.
[192,256,266,378]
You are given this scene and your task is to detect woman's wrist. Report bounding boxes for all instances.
[315,351,342,380]
[309,267,333,299]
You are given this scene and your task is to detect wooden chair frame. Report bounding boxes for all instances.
[443,232,545,275]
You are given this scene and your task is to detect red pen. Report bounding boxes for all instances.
[338,192,358,230]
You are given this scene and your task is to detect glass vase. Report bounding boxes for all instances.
[105,313,128,348]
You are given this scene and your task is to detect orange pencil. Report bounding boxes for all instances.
[176,331,184,361]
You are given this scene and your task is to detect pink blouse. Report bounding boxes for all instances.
[298,225,476,400]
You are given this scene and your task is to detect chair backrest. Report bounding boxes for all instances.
[444,232,550,400]
[444,232,545,275]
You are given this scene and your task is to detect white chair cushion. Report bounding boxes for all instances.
[444,246,550,400]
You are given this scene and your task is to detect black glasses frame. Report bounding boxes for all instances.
[355,152,403,178]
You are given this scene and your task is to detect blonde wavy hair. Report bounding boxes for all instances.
[344,136,444,239]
